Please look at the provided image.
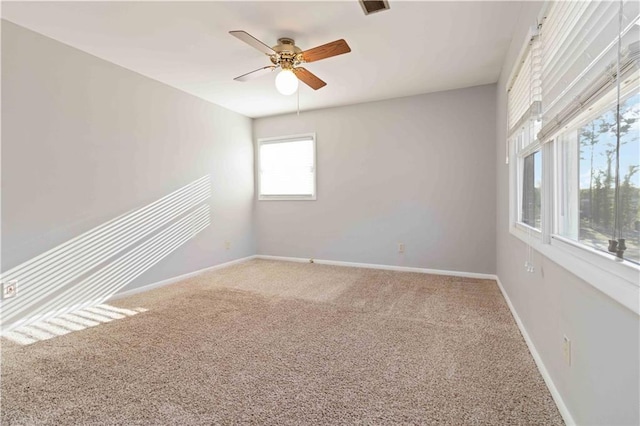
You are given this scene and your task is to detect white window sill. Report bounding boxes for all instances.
[258,195,316,201]
[509,224,640,315]
[514,222,542,238]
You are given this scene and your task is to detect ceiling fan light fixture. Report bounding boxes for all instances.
[275,69,299,95]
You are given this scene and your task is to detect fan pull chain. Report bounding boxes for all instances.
[297,87,300,116]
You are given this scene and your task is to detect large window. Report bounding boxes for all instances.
[258,134,316,200]
[556,93,640,264]
[506,0,640,312]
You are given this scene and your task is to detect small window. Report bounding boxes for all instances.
[258,134,316,201]
[512,122,542,232]
[521,150,542,229]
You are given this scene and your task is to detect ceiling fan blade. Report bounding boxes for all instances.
[293,67,327,90]
[229,30,275,55]
[301,39,351,63]
[233,66,277,82]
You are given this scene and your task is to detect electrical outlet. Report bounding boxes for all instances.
[563,335,571,366]
[398,243,405,253]
[225,241,231,250]
[3,280,18,299]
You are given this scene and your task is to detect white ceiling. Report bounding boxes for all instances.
[2,1,522,118]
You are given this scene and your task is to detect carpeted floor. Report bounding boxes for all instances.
[1,259,563,425]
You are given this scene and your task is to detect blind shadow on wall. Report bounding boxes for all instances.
[1,175,212,332]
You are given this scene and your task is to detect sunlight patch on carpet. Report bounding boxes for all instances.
[1,304,148,345]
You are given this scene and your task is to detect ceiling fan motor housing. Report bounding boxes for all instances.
[271,38,304,69]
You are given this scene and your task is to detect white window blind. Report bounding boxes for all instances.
[507,31,542,167]
[259,135,316,200]
[538,0,640,142]
[508,32,542,138]
[509,49,533,130]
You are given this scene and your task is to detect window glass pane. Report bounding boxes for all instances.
[615,94,640,263]
[260,139,314,196]
[522,150,542,229]
[558,93,640,263]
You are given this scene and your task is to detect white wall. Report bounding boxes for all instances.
[254,85,497,274]
[1,21,255,326]
[495,3,640,425]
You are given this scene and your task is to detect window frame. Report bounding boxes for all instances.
[549,92,640,284]
[510,121,545,239]
[517,144,543,231]
[510,136,544,241]
[257,133,317,201]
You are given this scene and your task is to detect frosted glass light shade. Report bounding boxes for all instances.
[275,69,299,95]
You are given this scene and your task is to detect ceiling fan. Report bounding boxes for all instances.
[229,30,351,95]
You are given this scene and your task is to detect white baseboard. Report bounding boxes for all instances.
[111,254,495,304]
[255,255,498,280]
[495,276,575,426]
[109,255,257,301]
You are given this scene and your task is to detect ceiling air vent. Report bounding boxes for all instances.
[359,0,390,15]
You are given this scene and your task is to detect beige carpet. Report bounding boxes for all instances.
[1,259,563,425]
